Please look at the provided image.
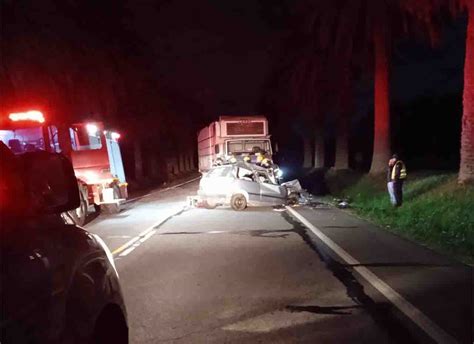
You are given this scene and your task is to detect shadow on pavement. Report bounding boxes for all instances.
[286,304,363,316]
[280,211,419,344]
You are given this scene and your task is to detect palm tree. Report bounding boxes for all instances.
[297,0,444,173]
[421,0,474,183]
[457,1,474,183]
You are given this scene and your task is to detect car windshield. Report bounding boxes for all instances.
[0,126,46,154]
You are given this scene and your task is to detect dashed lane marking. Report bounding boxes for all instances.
[112,207,186,256]
[285,205,458,344]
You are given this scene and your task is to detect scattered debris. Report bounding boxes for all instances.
[337,201,350,209]
[333,196,351,209]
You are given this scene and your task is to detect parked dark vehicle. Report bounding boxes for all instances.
[0,143,128,344]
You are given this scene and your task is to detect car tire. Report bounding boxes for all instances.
[230,194,247,211]
[288,192,299,205]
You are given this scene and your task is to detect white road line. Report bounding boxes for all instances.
[139,230,156,243]
[119,245,136,257]
[112,236,140,255]
[285,205,458,344]
[112,206,186,256]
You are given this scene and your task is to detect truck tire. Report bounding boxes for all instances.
[230,194,247,211]
[113,184,121,199]
[69,191,88,226]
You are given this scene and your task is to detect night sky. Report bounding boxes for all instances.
[127,0,282,116]
[125,1,465,118]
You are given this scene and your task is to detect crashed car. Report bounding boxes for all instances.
[198,162,287,210]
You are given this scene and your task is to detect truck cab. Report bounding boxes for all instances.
[0,110,127,225]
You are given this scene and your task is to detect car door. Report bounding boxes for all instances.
[234,166,261,203]
[1,217,55,343]
[257,171,287,205]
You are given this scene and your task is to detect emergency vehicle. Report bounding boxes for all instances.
[0,110,127,225]
[197,116,273,172]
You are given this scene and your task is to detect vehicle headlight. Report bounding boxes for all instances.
[276,169,283,178]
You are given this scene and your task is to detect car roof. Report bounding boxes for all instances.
[210,162,267,172]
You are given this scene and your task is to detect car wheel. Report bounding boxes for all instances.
[288,192,299,205]
[231,194,247,211]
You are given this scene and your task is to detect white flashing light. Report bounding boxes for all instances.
[9,110,45,123]
[86,123,98,136]
[111,132,121,140]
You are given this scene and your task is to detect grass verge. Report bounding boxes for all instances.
[326,170,474,265]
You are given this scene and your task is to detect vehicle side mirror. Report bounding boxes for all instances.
[19,151,80,214]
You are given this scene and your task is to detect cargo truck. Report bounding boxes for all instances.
[197,116,273,172]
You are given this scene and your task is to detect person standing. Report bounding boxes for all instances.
[387,154,407,207]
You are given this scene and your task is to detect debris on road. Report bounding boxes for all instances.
[333,197,352,209]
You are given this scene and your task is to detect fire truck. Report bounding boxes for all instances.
[197,116,273,172]
[0,110,128,225]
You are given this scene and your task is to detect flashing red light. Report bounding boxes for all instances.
[9,110,45,123]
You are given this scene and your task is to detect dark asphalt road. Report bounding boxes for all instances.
[85,180,472,343]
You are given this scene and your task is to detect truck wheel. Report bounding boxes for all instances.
[113,184,121,199]
[69,191,88,226]
[230,194,247,211]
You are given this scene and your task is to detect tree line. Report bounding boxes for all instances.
[1,0,200,185]
[260,0,473,184]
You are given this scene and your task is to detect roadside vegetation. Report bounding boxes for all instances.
[325,171,474,265]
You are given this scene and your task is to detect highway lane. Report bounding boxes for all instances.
[85,180,395,343]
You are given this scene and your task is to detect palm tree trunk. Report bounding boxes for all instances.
[370,30,391,174]
[134,140,144,181]
[178,153,186,173]
[313,128,325,168]
[302,137,312,168]
[335,113,349,170]
[459,6,474,183]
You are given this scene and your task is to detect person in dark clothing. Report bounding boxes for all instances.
[387,154,407,207]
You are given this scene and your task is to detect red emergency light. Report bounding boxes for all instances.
[9,110,45,123]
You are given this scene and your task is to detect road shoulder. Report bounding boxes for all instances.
[286,204,473,343]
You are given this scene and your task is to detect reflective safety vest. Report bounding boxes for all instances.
[261,158,272,168]
[392,161,407,180]
[256,153,264,164]
[243,156,251,163]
